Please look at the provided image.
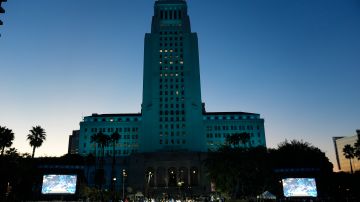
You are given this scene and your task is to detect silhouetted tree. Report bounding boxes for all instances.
[225,132,250,148]
[5,147,19,158]
[27,126,46,158]
[239,132,251,147]
[21,153,32,158]
[205,146,273,199]
[110,131,120,197]
[90,131,110,190]
[225,133,240,147]
[85,153,95,179]
[90,132,110,167]
[343,144,355,174]
[271,140,334,197]
[206,139,334,199]
[354,136,360,160]
[0,126,14,156]
[272,139,333,172]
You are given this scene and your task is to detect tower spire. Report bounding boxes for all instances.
[140,0,205,152]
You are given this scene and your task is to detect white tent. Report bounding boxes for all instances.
[257,191,276,201]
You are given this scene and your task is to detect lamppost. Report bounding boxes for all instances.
[122,169,127,200]
[146,171,153,199]
[112,177,117,201]
[177,181,184,200]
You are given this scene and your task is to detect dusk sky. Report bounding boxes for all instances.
[0,0,359,170]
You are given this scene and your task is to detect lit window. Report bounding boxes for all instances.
[165,49,168,52]
[170,49,173,52]
[160,50,163,52]
[179,61,183,64]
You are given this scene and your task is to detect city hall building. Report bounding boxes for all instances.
[74,0,266,196]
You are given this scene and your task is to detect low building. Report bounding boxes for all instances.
[68,130,80,154]
[78,111,265,157]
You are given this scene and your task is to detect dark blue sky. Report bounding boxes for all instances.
[0,0,359,169]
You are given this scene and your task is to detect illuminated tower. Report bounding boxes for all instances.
[140,0,206,152]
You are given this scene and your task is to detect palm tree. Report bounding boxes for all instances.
[90,131,110,190]
[0,126,15,156]
[239,132,251,147]
[27,125,46,158]
[354,137,360,160]
[225,134,239,147]
[110,131,120,196]
[90,132,110,166]
[225,132,251,148]
[343,144,355,174]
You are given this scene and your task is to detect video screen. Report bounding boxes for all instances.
[41,174,77,194]
[282,178,317,197]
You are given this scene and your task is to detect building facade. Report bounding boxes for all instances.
[333,130,360,173]
[140,0,205,152]
[78,0,266,157]
[203,112,265,151]
[68,130,80,154]
[79,113,141,157]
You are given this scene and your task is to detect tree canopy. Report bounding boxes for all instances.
[271,140,333,172]
[0,126,15,156]
[205,139,333,200]
[343,144,355,174]
[27,126,46,158]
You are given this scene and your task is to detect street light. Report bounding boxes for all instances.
[113,177,117,190]
[112,177,117,201]
[122,169,127,200]
[146,171,153,199]
[147,171,153,184]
